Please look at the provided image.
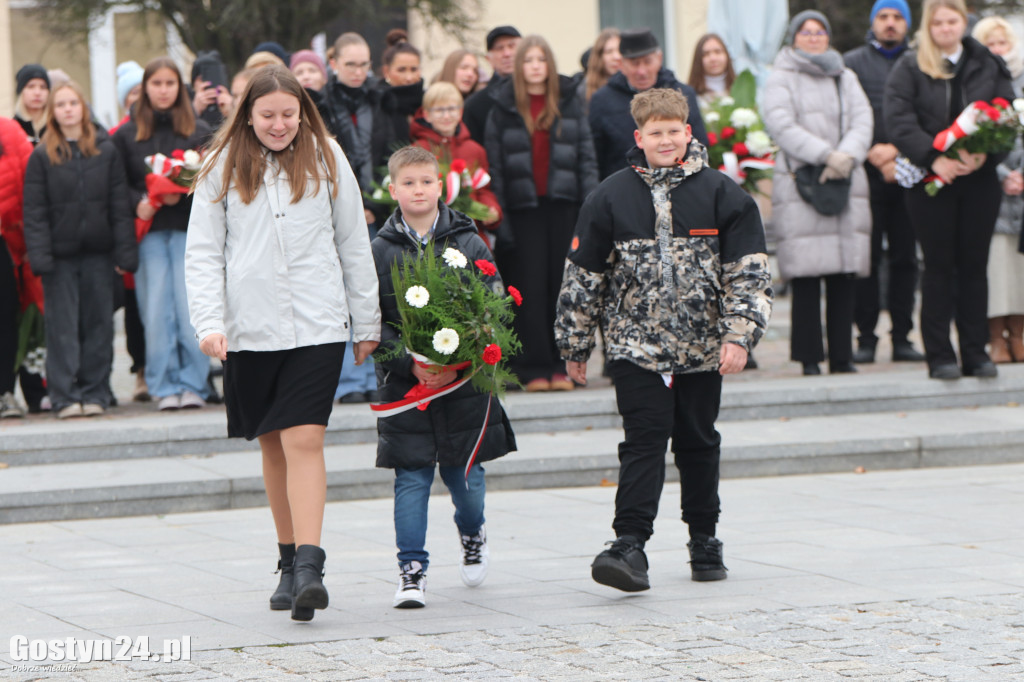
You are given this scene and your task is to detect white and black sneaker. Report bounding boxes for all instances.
[393,561,426,608]
[459,527,489,587]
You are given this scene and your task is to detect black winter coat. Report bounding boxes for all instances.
[317,75,394,193]
[484,75,599,216]
[378,79,424,147]
[112,111,212,234]
[843,33,909,146]
[885,36,1014,171]
[588,69,708,179]
[463,76,506,145]
[23,132,136,275]
[371,202,516,469]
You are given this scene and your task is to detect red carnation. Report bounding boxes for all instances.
[450,159,468,174]
[475,259,497,276]
[993,97,1011,110]
[508,286,523,306]
[721,126,736,139]
[707,131,719,146]
[985,105,1001,121]
[482,344,502,365]
[732,142,749,157]
[171,149,185,160]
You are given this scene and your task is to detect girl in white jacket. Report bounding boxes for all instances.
[185,65,381,622]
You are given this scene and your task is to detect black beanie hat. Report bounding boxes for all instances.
[16,64,50,95]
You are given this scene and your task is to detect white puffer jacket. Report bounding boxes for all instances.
[185,138,380,351]
[763,47,873,280]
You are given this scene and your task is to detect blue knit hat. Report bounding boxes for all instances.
[870,0,912,27]
[116,61,144,108]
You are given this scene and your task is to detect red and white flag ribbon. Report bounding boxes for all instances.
[933,102,981,151]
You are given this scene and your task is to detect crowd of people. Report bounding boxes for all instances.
[0,0,1022,614]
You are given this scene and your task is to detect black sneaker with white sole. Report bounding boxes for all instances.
[591,535,650,592]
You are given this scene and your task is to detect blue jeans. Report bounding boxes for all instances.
[136,230,209,399]
[394,464,485,570]
[334,341,377,398]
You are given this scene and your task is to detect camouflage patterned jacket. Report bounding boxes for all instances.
[554,142,773,374]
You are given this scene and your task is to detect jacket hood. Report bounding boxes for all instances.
[408,110,471,146]
[377,200,478,246]
[625,139,709,176]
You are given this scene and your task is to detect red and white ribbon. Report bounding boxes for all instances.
[468,167,491,190]
[720,151,745,184]
[445,171,461,204]
[933,102,981,151]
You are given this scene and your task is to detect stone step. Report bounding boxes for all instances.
[2,403,1021,524]
[2,366,1023,468]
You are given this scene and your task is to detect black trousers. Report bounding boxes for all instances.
[495,198,578,383]
[0,245,47,407]
[42,254,115,410]
[854,174,919,347]
[124,285,146,374]
[904,169,1000,369]
[790,274,856,366]
[609,360,722,543]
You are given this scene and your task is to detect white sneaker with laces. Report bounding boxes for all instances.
[393,561,426,608]
[179,391,206,409]
[459,527,489,587]
[56,403,84,419]
[158,394,181,411]
[0,392,25,419]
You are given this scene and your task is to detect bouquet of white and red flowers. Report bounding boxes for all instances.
[896,98,1023,196]
[375,245,521,401]
[136,149,204,240]
[367,158,494,222]
[701,70,776,195]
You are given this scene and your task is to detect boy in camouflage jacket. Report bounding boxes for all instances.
[554,88,772,592]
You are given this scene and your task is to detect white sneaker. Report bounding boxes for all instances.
[56,403,84,419]
[158,394,181,411]
[0,392,25,419]
[459,527,489,587]
[179,391,206,409]
[393,561,426,608]
[81,403,105,417]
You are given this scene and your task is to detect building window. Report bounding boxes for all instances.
[599,0,666,50]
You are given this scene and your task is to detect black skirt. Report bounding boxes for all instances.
[223,342,345,440]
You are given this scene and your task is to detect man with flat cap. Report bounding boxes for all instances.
[464,25,522,144]
[589,28,707,179]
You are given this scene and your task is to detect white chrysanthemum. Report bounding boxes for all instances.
[405,285,430,308]
[183,150,201,168]
[729,107,760,129]
[718,95,735,107]
[442,247,467,268]
[432,328,459,355]
[745,130,773,157]
[704,111,720,124]
[1014,98,1024,112]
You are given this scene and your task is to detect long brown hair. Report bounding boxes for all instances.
[915,0,968,80]
[135,57,196,141]
[585,28,620,101]
[435,49,480,95]
[193,65,338,205]
[687,34,736,97]
[41,82,99,165]
[513,35,560,135]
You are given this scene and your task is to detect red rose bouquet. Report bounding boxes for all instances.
[136,149,204,240]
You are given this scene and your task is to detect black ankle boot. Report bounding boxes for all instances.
[270,543,295,611]
[291,544,329,621]
[687,533,728,581]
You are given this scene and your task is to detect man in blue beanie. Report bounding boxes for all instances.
[844,0,925,365]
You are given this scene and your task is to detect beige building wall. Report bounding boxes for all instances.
[0,0,11,114]
[411,0,709,87]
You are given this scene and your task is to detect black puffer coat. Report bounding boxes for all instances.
[112,111,212,234]
[885,36,1014,171]
[23,131,136,275]
[483,74,599,214]
[371,202,516,469]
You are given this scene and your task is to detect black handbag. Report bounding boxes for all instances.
[792,165,852,216]
[786,75,852,217]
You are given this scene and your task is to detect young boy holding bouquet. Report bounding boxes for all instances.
[371,146,516,608]
[555,89,772,592]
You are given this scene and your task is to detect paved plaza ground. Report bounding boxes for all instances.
[3,463,1024,680]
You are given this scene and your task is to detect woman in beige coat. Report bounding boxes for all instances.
[764,10,873,375]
